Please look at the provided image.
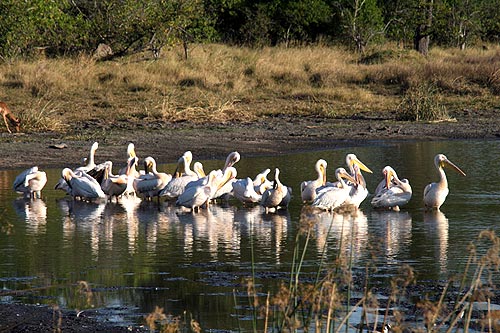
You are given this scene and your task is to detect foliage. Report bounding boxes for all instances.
[1,0,500,57]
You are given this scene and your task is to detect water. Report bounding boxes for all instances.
[0,139,498,330]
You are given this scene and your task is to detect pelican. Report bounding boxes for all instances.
[13,166,47,199]
[160,153,199,200]
[101,159,136,202]
[232,177,263,204]
[76,141,99,172]
[423,154,466,210]
[341,154,372,208]
[176,167,237,212]
[133,156,172,201]
[300,159,327,203]
[62,167,106,200]
[119,142,140,178]
[260,168,291,213]
[311,168,356,212]
[371,166,412,211]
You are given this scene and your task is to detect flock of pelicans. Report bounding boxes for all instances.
[12,142,467,213]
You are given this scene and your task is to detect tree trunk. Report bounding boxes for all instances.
[414,24,429,56]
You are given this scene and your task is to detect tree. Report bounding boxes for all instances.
[338,0,385,53]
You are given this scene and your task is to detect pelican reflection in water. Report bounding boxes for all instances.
[423,210,449,274]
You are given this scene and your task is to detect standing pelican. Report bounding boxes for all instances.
[371,166,412,211]
[260,168,291,213]
[300,159,327,203]
[311,168,356,212]
[13,166,47,199]
[62,168,106,200]
[101,159,136,202]
[133,157,172,201]
[423,154,466,210]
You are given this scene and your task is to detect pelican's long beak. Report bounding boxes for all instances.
[351,157,373,174]
[321,165,327,186]
[340,170,356,185]
[216,167,237,191]
[385,169,393,189]
[444,158,466,177]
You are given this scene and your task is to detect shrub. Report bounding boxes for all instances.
[397,82,450,121]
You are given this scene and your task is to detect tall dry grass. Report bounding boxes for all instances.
[0,43,499,132]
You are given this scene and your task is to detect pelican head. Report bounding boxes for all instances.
[127,142,136,158]
[224,151,241,170]
[335,167,356,187]
[346,154,372,174]
[382,166,397,189]
[435,154,466,176]
[317,159,328,185]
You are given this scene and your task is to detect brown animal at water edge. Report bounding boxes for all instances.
[0,102,21,133]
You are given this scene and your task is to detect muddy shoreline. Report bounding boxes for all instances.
[0,110,499,171]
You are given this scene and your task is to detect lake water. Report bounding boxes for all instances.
[0,139,498,330]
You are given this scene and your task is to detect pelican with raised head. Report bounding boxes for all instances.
[300,159,327,203]
[133,156,172,201]
[371,166,412,211]
[423,154,466,210]
[260,168,291,213]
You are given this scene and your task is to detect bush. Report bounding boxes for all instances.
[397,82,450,121]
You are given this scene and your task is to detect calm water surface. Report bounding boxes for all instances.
[0,140,498,330]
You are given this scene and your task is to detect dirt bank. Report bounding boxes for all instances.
[0,109,498,171]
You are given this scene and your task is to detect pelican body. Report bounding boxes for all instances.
[311,168,356,212]
[260,168,291,213]
[371,166,412,211]
[13,166,47,199]
[300,159,327,203]
[62,168,106,200]
[423,154,466,210]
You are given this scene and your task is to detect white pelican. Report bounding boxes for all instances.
[423,154,466,210]
[133,156,172,201]
[62,167,106,200]
[311,168,356,212]
[371,166,412,211]
[339,154,372,208]
[260,168,291,213]
[300,159,327,203]
[232,177,263,205]
[101,159,136,202]
[160,153,199,200]
[76,141,99,172]
[13,166,47,199]
[176,167,237,212]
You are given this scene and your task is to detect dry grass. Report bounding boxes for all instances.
[0,43,499,133]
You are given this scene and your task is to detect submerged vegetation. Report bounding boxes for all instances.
[1,44,500,133]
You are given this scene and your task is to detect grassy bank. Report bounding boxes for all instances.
[0,44,499,133]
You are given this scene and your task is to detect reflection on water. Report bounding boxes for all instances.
[0,139,499,330]
[423,210,449,274]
